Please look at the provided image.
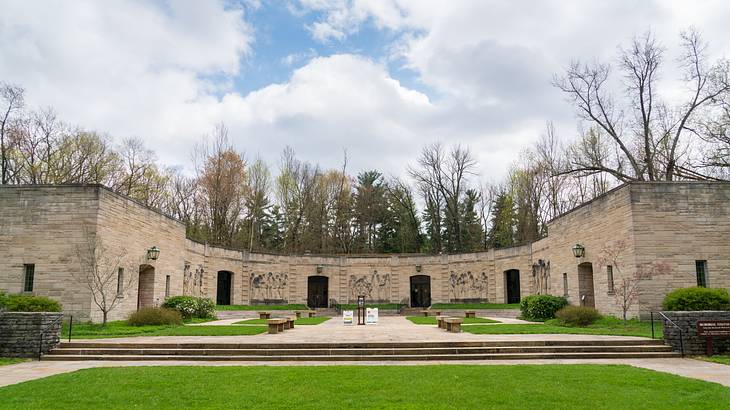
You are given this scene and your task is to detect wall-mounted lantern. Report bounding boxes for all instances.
[415,265,422,272]
[316,265,323,274]
[147,246,161,261]
[571,243,585,258]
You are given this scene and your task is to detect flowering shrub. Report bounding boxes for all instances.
[162,296,216,319]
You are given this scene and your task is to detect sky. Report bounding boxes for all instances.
[1,0,729,182]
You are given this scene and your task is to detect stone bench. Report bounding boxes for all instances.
[284,317,295,330]
[444,317,463,333]
[296,310,316,318]
[267,318,287,334]
[436,315,446,329]
[464,310,476,318]
[258,311,272,320]
[420,310,442,317]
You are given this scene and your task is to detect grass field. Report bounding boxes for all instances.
[0,358,27,367]
[407,316,500,325]
[62,320,267,339]
[234,317,330,325]
[430,303,520,310]
[697,356,730,366]
[0,365,727,409]
[463,317,662,338]
[215,304,308,311]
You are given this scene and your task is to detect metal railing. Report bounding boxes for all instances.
[652,311,684,357]
[37,314,68,361]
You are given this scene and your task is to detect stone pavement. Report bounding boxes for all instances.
[1,316,728,389]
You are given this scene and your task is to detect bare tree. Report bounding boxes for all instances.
[0,83,24,184]
[75,228,135,324]
[597,240,671,320]
[554,29,730,182]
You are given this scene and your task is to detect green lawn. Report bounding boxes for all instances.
[234,317,330,325]
[215,304,308,311]
[464,317,662,338]
[0,365,728,409]
[407,316,500,325]
[335,303,402,310]
[62,320,267,339]
[0,358,28,367]
[430,303,520,310]
[696,356,730,366]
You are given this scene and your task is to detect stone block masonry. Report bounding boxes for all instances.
[661,311,730,356]
[0,312,63,358]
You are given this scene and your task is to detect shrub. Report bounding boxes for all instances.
[162,296,198,319]
[520,295,569,320]
[0,291,7,309]
[162,296,216,319]
[662,287,730,311]
[127,307,182,326]
[3,294,62,312]
[195,298,216,318]
[555,306,602,327]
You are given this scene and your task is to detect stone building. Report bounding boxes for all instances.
[1,182,728,322]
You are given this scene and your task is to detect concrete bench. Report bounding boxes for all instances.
[267,318,287,334]
[420,310,441,317]
[258,311,272,320]
[436,315,446,329]
[444,317,463,333]
[464,310,476,318]
[305,310,316,317]
[284,317,295,330]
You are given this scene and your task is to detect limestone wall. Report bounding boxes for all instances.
[0,312,63,358]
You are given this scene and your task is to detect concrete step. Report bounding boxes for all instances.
[58,339,667,349]
[48,345,673,356]
[42,351,680,361]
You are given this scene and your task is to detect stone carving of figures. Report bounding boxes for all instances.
[532,260,550,295]
[449,271,489,300]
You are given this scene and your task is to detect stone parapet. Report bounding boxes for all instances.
[661,311,730,355]
[0,312,63,358]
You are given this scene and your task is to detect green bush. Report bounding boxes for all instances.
[2,294,62,312]
[0,291,8,309]
[162,296,216,319]
[127,307,182,326]
[195,298,216,318]
[520,295,569,320]
[662,287,730,311]
[555,306,602,327]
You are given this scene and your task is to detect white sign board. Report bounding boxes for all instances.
[343,310,354,325]
[366,307,378,325]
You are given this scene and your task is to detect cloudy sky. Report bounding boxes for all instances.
[1,0,729,181]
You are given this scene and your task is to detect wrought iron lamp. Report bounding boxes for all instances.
[571,243,585,258]
[147,246,161,261]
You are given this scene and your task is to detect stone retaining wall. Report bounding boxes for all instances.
[0,312,63,358]
[661,311,730,355]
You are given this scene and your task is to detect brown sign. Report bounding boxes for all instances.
[697,321,730,337]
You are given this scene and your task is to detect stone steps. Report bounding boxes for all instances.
[44,340,678,361]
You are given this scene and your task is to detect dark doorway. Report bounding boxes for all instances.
[307,276,328,308]
[578,262,595,308]
[505,269,521,304]
[410,275,431,307]
[137,265,155,310]
[216,271,233,305]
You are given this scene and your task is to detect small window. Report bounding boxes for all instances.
[696,260,707,287]
[607,265,614,294]
[23,264,35,292]
[165,275,171,298]
[562,273,568,297]
[116,268,124,296]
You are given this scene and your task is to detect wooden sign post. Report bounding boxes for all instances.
[357,295,365,326]
[697,320,730,356]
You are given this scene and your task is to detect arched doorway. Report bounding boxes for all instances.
[307,276,328,308]
[504,269,521,304]
[410,275,431,307]
[137,264,155,310]
[216,271,233,306]
[578,262,595,308]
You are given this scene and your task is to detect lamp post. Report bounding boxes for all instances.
[147,246,161,261]
[571,243,585,258]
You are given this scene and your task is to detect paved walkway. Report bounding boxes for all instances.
[1,316,728,389]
